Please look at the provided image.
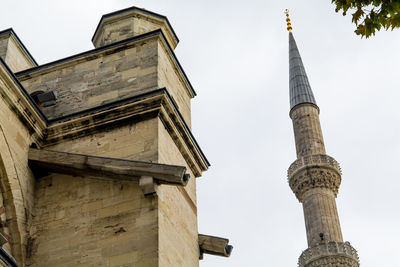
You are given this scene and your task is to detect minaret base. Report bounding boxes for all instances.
[298,242,359,267]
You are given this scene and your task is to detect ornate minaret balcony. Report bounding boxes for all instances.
[285,10,359,267]
[299,242,359,267]
[288,154,341,201]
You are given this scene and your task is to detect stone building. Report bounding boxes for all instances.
[0,6,232,267]
[285,12,360,266]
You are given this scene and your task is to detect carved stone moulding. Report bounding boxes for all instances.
[289,166,341,201]
[298,241,359,267]
[288,154,342,200]
[288,154,341,178]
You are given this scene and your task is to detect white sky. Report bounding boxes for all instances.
[2,0,400,266]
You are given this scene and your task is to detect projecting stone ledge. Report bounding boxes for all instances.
[298,242,359,267]
[28,148,190,196]
[198,234,233,259]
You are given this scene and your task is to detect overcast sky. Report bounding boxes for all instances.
[2,0,400,266]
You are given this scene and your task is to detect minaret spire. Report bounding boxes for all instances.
[285,11,360,267]
[286,10,317,111]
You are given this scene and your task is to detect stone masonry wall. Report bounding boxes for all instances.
[4,38,34,73]
[157,42,191,127]
[19,39,159,120]
[28,173,158,267]
[93,13,177,50]
[157,118,199,266]
[29,118,161,266]
[40,116,200,266]
[95,18,136,47]
[47,118,159,163]
[95,17,163,48]
[19,37,192,127]
[132,17,165,41]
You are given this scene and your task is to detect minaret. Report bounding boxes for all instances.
[285,11,360,267]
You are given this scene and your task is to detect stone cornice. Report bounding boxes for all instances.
[0,58,46,141]
[42,89,209,177]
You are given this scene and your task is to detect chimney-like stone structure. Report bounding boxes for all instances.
[285,12,360,267]
[92,7,179,49]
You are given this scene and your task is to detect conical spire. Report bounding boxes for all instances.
[286,12,317,110]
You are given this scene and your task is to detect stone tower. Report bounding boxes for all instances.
[285,11,360,267]
[0,6,232,267]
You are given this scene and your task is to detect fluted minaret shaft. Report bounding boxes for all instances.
[290,105,343,247]
[285,10,359,267]
[291,104,325,158]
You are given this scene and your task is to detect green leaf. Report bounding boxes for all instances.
[352,7,364,24]
[333,0,400,38]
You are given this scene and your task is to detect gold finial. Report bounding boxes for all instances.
[285,9,293,32]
